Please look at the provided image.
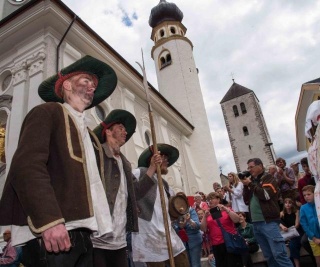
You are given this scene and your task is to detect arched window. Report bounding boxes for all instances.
[159,51,172,70]
[160,29,165,37]
[160,57,166,68]
[243,126,249,136]
[170,27,176,34]
[240,102,247,114]
[166,54,172,64]
[233,105,239,117]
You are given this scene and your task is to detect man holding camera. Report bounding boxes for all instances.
[242,158,293,267]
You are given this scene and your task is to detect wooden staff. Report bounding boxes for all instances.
[136,50,175,267]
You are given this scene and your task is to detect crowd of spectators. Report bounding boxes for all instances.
[168,156,319,267]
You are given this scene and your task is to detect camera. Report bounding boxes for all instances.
[238,171,251,180]
[210,207,222,220]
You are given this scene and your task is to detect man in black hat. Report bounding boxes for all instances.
[0,55,117,266]
[131,144,189,267]
[91,110,162,267]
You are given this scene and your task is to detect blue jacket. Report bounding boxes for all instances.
[173,207,202,249]
[300,202,320,240]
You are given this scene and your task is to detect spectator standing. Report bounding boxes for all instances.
[275,157,297,203]
[298,157,315,204]
[300,185,320,267]
[216,188,230,206]
[197,209,211,258]
[0,230,20,267]
[200,192,242,267]
[242,158,293,267]
[268,165,278,177]
[237,212,259,267]
[224,172,249,215]
[192,193,209,212]
[213,183,221,192]
[280,198,303,267]
[291,162,303,186]
[173,206,202,267]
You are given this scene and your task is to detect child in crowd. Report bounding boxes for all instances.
[300,185,320,267]
[197,209,211,258]
[280,198,302,267]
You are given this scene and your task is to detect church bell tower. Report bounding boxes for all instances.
[148,0,220,189]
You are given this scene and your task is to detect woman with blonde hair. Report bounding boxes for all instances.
[224,172,249,216]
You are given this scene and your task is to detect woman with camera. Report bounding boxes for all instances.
[173,207,202,267]
[224,172,249,219]
[200,192,243,267]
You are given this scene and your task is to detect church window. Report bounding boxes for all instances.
[160,29,165,37]
[243,126,249,136]
[170,27,176,34]
[166,54,171,64]
[240,102,247,114]
[233,105,239,117]
[159,51,172,70]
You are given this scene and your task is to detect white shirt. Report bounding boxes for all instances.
[11,103,113,246]
[91,155,128,250]
[131,168,185,263]
[230,182,249,212]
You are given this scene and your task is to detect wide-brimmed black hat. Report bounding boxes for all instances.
[38,55,117,109]
[138,143,179,168]
[93,109,136,144]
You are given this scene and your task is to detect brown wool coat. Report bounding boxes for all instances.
[99,144,156,232]
[0,103,104,233]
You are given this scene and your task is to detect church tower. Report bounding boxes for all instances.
[220,82,276,172]
[149,0,220,188]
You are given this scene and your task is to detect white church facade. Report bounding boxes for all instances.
[0,0,220,195]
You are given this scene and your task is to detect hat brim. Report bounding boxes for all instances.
[38,55,117,110]
[93,109,136,143]
[138,143,179,168]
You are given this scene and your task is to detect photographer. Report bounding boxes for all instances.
[224,172,249,218]
[242,158,293,267]
[200,192,242,267]
[173,207,202,267]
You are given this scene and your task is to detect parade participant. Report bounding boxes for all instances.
[91,110,161,267]
[0,56,117,266]
[132,144,189,267]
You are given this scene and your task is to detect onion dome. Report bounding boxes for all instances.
[149,0,183,28]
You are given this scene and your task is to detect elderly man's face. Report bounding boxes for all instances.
[268,166,277,175]
[68,74,96,107]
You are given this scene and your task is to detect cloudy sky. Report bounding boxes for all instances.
[62,0,320,173]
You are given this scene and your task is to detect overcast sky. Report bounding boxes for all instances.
[62,0,320,173]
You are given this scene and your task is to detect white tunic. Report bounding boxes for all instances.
[91,155,128,250]
[131,168,185,263]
